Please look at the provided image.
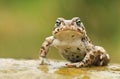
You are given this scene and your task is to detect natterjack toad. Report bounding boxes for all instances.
[39,17,110,67]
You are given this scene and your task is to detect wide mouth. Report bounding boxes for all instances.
[56,29,81,35]
[54,29,82,40]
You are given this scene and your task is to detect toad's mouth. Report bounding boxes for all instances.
[54,30,83,40]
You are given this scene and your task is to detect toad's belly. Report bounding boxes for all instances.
[60,49,86,62]
[52,39,87,62]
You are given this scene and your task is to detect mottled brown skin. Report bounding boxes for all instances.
[39,17,110,67]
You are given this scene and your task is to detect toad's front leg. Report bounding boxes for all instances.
[66,46,110,67]
[39,36,54,65]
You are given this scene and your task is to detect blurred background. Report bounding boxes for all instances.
[0,0,120,63]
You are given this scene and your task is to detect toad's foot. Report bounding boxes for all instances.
[39,57,50,65]
[65,63,76,68]
[66,62,85,68]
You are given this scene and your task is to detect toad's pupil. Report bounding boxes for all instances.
[56,21,61,26]
[76,20,81,26]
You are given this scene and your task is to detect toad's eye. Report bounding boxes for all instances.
[76,19,81,26]
[56,20,61,27]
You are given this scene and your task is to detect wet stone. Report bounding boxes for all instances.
[0,58,119,79]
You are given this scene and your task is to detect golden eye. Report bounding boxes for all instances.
[76,20,81,26]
